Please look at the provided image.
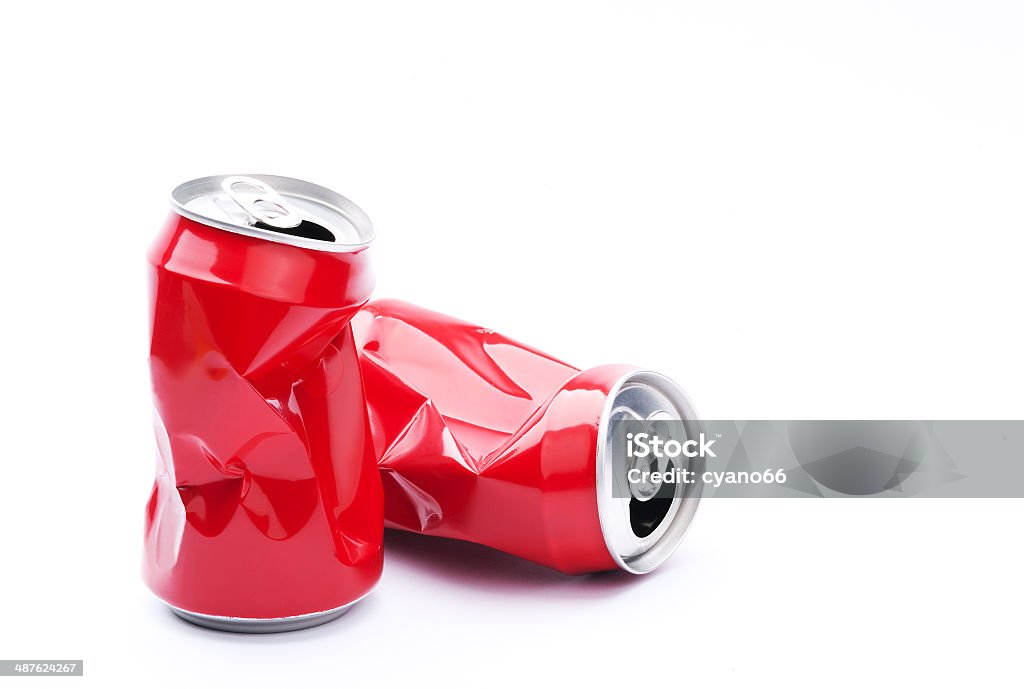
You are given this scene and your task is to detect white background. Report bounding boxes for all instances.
[1,1,1022,687]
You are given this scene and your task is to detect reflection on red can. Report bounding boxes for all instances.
[145,176,382,632]
[353,300,704,575]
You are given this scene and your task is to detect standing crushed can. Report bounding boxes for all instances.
[352,300,704,574]
[145,175,382,631]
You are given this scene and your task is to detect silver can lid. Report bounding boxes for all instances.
[171,174,374,252]
[596,370,704,574]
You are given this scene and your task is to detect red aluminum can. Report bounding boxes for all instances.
[145,175,382,631]
[353,300,704,574]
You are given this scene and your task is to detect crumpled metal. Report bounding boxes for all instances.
[353,299,636,574]
[144,212,382,619]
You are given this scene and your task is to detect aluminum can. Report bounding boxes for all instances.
[352,300,704,574]
[145,175,382,631]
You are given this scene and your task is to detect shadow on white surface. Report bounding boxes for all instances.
[145,524,705,645]
[382,529,648,597]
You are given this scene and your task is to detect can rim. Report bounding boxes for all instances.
[161,581,378,633]
[170,174,375,253]
[595,369,705,574]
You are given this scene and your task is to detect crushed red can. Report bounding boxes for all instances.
[145,175,382,631]
[352,299,704,574]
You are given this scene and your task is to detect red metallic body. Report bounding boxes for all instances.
[353,299,631,574]
[144,213,382,618]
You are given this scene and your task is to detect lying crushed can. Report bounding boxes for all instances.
[352,299,704,574]
[145,175,382,631]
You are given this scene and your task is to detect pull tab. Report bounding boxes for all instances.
[221,176,303,229]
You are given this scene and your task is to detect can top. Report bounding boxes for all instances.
[596,370,704,574]
[171,175,374,252]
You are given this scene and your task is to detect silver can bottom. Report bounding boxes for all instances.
[169,601,357,633]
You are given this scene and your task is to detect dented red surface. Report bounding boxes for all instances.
[353,299,629,574]
[144,213,382,618]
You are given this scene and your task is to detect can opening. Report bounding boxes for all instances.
[628,477,676,538]
[171,175,375,252]
[253,219,336,243]
[596,370,704,574]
